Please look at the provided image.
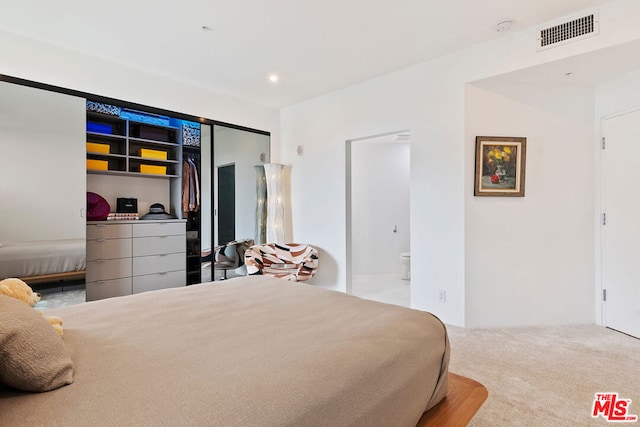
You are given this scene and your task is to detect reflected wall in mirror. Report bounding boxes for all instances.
[0,80,87,286]
[210,125,269,281]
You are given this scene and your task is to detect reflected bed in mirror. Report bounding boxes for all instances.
[0,239,86,285]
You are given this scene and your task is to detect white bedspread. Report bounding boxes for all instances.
[0,239,85,279]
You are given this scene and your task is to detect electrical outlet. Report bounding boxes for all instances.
[439,290,447,303]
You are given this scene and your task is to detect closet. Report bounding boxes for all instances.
[0,74,271,296]
[85,100,200,295]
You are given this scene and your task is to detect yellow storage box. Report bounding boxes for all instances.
[139,148,167,160]
[86,142,110,154]
[140,164,167,175]
[87,159,109,171]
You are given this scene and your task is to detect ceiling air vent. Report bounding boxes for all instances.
[537,10,599,51]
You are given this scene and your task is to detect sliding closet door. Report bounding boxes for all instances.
[0,81,86,243]
[212,125,269,280]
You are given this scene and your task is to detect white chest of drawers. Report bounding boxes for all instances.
[86,220,186,301]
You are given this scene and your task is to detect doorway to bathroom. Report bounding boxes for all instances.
[346,131,410,307]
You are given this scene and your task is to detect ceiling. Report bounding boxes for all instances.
[474,38,640,88]
[0,0,618,108]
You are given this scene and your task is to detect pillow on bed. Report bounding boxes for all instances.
[0,295,74,392]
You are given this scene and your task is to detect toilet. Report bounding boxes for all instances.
[399,252,410,280]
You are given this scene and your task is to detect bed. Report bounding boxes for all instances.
[0,276,458,426]
[0,238,85,284]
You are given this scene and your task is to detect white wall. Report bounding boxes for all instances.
[0,29,279,153]
[351,140,410,275]
[281,0,640,327]
[596,70,640,115]
[464,82,595,328]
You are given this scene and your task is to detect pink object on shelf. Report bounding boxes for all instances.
[86,192,110,221]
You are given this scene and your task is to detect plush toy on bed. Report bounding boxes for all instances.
[0,278,64,337]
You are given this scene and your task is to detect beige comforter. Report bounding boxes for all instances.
[0,276,449,426]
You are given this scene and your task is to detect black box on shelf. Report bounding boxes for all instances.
[116,198,138,213]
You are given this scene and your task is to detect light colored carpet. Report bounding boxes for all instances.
[39,289,85,309]
[447,324,640,426]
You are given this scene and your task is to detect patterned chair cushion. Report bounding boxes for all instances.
[245,243,318,281]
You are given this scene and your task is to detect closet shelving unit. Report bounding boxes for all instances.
[86,111,181,178]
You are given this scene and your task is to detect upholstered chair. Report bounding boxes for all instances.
[213,238,254,280]
[245,243,318,281]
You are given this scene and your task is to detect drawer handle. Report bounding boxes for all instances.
[96,238,106,242]
[95,280,106,285]
[159,235,169,238]
[95,259,105,263]
[96,224,106,227]
[158,272,168,275]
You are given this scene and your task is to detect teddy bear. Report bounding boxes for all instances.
[0,277,64,337]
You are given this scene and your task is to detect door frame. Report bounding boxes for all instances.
[598,105,640,329]
[345,129,410,296]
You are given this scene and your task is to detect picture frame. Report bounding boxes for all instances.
[474,136,527,197]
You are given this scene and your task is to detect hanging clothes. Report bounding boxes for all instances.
[182,159,191,213]
[187,157,200,212]
[182,156,200,213]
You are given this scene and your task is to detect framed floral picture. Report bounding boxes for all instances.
[474,136,527,197]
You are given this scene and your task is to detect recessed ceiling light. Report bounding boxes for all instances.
[269,74,279,83]
[496,20,513,32]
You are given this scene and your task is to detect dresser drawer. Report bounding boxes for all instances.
[133,222,185,238]
[133,235,184,257]
[87,238,132,261]
[86,277,132,301]
[87,223,132,239]
[133,253,185,276]
[86,258,132,282]
[132,270,185,294]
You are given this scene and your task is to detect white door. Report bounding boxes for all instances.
[602,109,640,339]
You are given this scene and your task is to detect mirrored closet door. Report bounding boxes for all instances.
[0,80,86,286]
[204,125,269,281]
